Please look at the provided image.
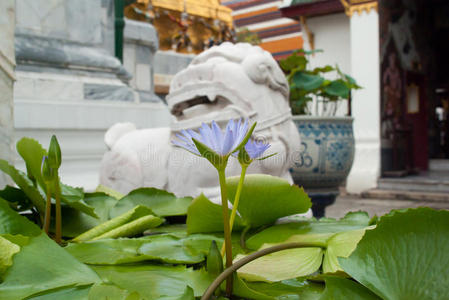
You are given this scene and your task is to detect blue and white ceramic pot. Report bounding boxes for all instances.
[290,116,355,190]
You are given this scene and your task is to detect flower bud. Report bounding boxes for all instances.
[41,156,55,183]
[206,240,223,276]
[47,135,61,169]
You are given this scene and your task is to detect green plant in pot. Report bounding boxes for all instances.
[280,50,361,217]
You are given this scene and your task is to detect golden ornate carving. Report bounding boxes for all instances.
[126,0,234,53]
[340,0,378,17]
[299,16,315,52]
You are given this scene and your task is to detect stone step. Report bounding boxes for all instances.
[378,175,449,193]
[429,159,449,172]
[361,188,449,203]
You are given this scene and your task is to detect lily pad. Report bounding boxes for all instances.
[320,276,380,300]
[28,285,92,300]
[340,208,449,300]
[73,205,161,242]
[246,279,324,300]
[246,211,371,250]
[0,235,21,280]
[110,188,192,218]
[88,283,140,300]
[187,194,245,234]
[0,160,46,214]
[67,234,221,265]
[323,227,372,274]
[0,185,32,211]
[95,184,124,200]
[91,264,214,298]
[0,197,41,236]
[235,247,323,282]
[226,174,311,228]
[62,192,118,237]
[0,233,100,299]
[16,137,47,187]
[59,183,98,218]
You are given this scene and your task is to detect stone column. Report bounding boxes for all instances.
[346,2,381,193]
[0,0,15,188]
[123,18,160,103]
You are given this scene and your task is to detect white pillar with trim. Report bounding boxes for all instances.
[346,4,381,193]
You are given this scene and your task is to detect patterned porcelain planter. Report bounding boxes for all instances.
[290,116,355,190]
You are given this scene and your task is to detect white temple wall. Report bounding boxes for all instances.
[302,13,351,116]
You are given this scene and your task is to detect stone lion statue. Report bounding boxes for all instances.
[99,42,300,201]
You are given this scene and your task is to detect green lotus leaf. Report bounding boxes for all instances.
[159,286,195,300]
[226,174,311,227]
[59,183,98,218]
[95,184,124,200]
[0,160,46,214]
[110,188,192,218]
[92,214,162,241]
[0,185,32,211]
[62,192,118,237]
[186,193,245,234]
[246,278,324,300]
[88,283,140,300]
[340,208,449,300]
[16,137,47,187]
[0,233,100,299]
[246,211,370,250]
[323,227,373,274]
[0,197,41,236]
[28,285,92,300]
[67,234,221,265]
[221,273,276,300]
[0,235,21,280]
[235,247,323,282]
[320,276,380,300]
[91,264,214,298]
[73,205,157,242]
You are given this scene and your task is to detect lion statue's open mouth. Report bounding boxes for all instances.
[99,42,300,201]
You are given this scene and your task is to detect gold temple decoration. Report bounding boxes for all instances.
[125,0,235,54]
[340,0,378,17]
[299,16,315,53]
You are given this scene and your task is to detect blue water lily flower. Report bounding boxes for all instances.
[233,138,274,166]
[244,139,271,160]
[173,119,250,156]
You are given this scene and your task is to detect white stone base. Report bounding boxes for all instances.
[13,71,172,190]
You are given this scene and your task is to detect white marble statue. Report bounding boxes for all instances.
[100,42,300,201]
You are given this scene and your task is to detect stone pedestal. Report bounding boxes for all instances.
[0,0,15,188]
[13,0,171,190]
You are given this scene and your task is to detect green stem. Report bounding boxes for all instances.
[201,242,326,300]
[221,164,248,256]
[43,184,52,234]
[240,225,250,251]
[230,164,247,231]
[218,169,233,297]
[54,178,62,244]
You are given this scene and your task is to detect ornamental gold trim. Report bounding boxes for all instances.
[340,0,378,17]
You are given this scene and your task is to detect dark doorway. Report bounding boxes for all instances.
[379,0,449,176]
